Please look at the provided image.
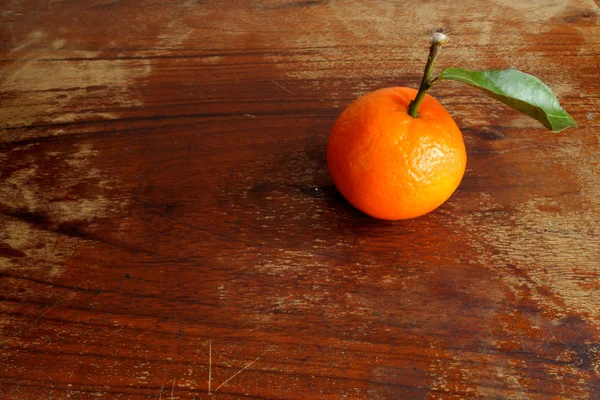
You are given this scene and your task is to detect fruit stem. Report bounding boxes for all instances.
[408,30,448,118]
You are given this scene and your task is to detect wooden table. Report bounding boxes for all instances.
[1,1,599,398]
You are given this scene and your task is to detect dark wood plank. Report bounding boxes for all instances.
[1,0,599,398]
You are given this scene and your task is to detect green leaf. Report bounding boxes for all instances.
[437,68,577,132]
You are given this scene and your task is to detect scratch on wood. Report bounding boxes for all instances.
[208,339,212,394]
[270,80,293,94]
[159,378,176,400]
[0,303,58,346]
[213,350,267,393]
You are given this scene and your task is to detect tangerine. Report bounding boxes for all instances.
[327,87,466,220]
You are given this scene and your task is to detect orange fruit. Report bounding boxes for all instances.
[327,87,466,220]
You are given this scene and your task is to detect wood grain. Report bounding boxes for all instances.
[1,0,599,398]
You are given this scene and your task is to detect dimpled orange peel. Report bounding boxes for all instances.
[327,30,576,220]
